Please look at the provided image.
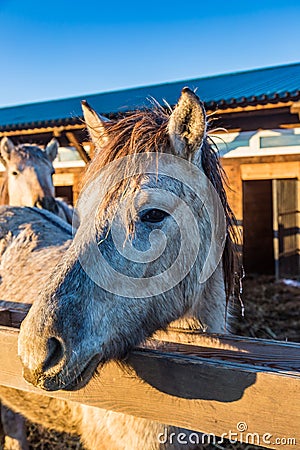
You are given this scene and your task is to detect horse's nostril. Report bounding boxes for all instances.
[42,337,65,372]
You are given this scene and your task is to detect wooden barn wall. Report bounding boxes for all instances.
[222,157,300,222]
[222,156,300,276]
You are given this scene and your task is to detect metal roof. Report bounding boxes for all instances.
[1,62,300,131]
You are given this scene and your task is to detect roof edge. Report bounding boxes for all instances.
[1,61,300,112]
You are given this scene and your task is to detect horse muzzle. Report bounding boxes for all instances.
[20,333,102,391]
[22,353,102,391]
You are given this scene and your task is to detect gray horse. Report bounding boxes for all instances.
[0,137,73,224]
[0,137,74,449]
[0,207,73,450]
[0,88,238,449]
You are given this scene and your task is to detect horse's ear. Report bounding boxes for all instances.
[0,137,15,163]
[45,138,59,162]
[81,100,110,150]
[168,87,207,160]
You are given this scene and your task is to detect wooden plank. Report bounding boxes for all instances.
[241,162,300,181]
[275,179,299,277]
[212,101,295,115]
[54,166,84,175]
[0,301,31,328]
[1,300,299,368]
[0,124,84,138]
[0,300,299,370]
[272,179,280,279]
[65,132,91,164]
[53,172,74,187]
[154,330,300,372]
[72,172,82,204]
[0,327,299,448]
[222,153,300,165]
[290,102,300,115]
[0,309,29,328]
[223,163,243,221]
[280,123,300,129]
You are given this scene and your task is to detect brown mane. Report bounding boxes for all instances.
[83,107,171,181]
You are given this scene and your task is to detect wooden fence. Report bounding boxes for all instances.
[0,302,299,449]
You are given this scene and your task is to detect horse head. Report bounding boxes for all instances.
[19,88,236,392]
[0,137,59,214]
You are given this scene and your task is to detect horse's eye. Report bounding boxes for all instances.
[140,209,169,223]
[11,171,19,176]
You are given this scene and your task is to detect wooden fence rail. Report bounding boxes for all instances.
[0,304,299,449]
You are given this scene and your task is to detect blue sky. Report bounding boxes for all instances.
[0,0,300,107]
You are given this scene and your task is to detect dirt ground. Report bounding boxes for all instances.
[23,275,299,449]
[234,275,300,342]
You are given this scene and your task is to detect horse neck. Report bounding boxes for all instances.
[55,199,73,225]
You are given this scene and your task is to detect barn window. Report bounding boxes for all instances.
[260,134,300,148]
